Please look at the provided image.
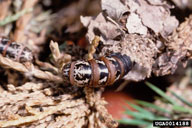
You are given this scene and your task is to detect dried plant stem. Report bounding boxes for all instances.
[116,80,130,91]
[32,67,63,82]
[49,40,71,69]
[35,59,59,74]
[49,40,62,62]
[87,36,100,60]
[0,55,63,82]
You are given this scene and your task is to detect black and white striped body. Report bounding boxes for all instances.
[0,37,33,62]
[62,53,132,87]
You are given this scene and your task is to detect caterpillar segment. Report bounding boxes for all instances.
[0,37,33,62]
[62,53,132,87]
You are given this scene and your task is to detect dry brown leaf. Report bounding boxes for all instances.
[137,0,178,37]
[153,14,192,76]
[126,13,148,35]
[53,0,101,34]
[80,13,123,43]
[101,0,128,20]
[81,1,181,80]
[101,0,178,37]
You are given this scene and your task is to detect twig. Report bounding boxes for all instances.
[35,59,59,74]
[49,40,62,63]
[0,55,63,83]
[49,40,71,69]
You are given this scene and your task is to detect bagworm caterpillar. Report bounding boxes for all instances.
[62,53,132,87]
[0,37,33,62]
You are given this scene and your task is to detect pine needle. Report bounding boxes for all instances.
[0,8,33,26]
[145,82,178,105]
